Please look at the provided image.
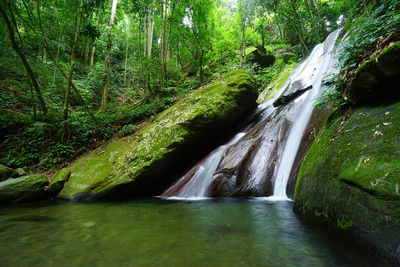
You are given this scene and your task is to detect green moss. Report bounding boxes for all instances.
[0,165,13,181]
[337,216,353,230]
[257,63,297,104]
[57,70,258,199]
[294,101,400,261]
[245,46,257,55]
[0,174,48,203]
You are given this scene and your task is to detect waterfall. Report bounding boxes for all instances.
[161,29,342,200]
[271,29,342,199]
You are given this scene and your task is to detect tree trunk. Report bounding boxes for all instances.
[61,0,84,142]
[90,8,101,68]
[147,11,154,58]
[124,16,130,87]
[0,4,47,114]
[160,0,167,86]
[98,0,118,114]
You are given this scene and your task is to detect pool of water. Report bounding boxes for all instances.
[0,198,381,266]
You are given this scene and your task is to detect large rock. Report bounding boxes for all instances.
[348,41,400,105]
[0,174,49,203]
[0,165,14,182]
[56,70,258,200]
[294,102,400,264]
[246,46,276,68]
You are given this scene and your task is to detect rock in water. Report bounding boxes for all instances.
[56,70,258,200]
[294,102,400,264]
[0,174,48,203]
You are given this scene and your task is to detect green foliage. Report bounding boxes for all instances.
[317,0,400,107]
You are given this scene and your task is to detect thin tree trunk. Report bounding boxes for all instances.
[0,4,47,114]
[138,21,145,92]
[143,13,147,57]
[90,8,101,68]
[61,0,84,142]
[53,34,62,86]
[84,12,93,67]
[147,11,154,58]
[98,0,118,114]
[160,0,167,86]
[124,16,130,87]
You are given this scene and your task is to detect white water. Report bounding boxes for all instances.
[272,29,342,199]
[163,132,246,198]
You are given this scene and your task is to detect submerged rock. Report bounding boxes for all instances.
[0,174,48,204]
[294,102,400,264]
[56,70,258,200]
[348,41,400,105]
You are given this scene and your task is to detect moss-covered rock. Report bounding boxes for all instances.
[348,41,400,105]
[0,165,14,182]
[246,46,275,68]
[0,174,49,204]
[257,63,297,104]
[56,70,258,200]
[294,102,400,263]
[46,168,71,195]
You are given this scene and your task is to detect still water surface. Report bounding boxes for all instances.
[0,198,381,266]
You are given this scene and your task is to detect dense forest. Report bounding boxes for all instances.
[2,0,390,172]
[1,0,400,265]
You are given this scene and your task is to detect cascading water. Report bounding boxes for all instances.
[271,29,342,199]
[161,29,342,200]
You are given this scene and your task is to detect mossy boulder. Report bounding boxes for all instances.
[348,41,400,105]
[294,102,400,263]
[0,174,48,204]
[0,165,14,182]
[246,46,276,68]
[56,70,258,200]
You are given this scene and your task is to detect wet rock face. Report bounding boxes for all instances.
[55,70,258,200]
[209,95,305,197]
[294,102,400,264]
[349,41,400,105]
